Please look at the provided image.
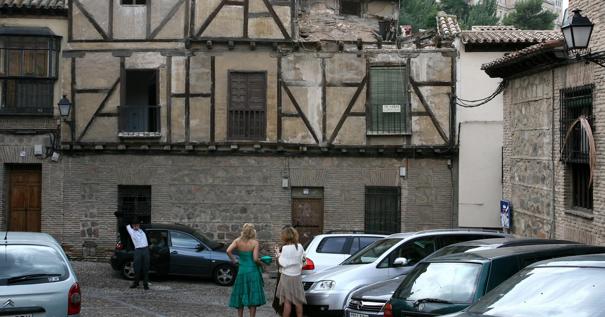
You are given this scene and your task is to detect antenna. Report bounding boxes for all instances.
[3,231,7,241]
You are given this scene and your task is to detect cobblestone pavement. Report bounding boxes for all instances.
[73,261,279,317]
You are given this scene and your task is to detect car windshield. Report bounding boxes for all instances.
[394,262,482,304]
[0,245,69,285]
[468,266,605,317]
[342,238,401,265]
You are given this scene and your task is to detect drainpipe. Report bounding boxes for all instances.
[550,69,557,239]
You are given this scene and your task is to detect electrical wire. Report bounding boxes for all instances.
[456,81,506,108]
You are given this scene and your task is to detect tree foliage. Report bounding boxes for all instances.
[502,0,558,30]
[399,0,439,32]
[439,0,498,30]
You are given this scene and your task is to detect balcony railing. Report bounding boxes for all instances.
[118,105,161,137]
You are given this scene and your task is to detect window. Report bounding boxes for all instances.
[349,236,382,254]
[228,72,266,140]
[0,30,60,115]
[317,237,348,254]
[117,185,151,224]
[340,0,361,16]
[365,187,401,234]
[378,237,436,268]
[368,66,409,134]
[560,85,594,210]
[121,0,146,5]
[119,70,160,134]
[170,231,200,249]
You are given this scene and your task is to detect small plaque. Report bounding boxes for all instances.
[382,104,401,113]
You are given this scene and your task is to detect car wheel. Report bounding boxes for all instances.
[122,260,135,280]
[213,264,235,286]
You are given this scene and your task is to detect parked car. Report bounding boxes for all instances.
[443,253,605,317]
[0,232,81,316]
[303,232,386,275]
[344,237,577,317]
[384,244,605,317]
[110,223,237,286]
[302,229,509,316]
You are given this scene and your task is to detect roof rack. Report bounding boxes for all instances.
[325,230,372,234]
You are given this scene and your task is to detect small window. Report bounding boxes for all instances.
[560,85,594,210]
[340,0,361,16]
[170,231,200,249]
[368,66,409,135]
[317,237,348,254]
[121,0,147,5]
[365,187,401,234]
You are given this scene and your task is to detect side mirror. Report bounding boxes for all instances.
[196,244,206,251]
[393,257,409,267]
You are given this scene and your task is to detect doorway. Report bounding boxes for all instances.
[291,188,324,245]
[7,165,42,232]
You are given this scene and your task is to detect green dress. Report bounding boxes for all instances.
[229,251,266,308]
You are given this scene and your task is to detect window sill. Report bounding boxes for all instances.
[367,132,411,136]
[118,132,162,138]
[564,209,594,220]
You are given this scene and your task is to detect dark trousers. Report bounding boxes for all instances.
[133,247,150,286]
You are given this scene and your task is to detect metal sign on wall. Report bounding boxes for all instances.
[500,200,511,230]
[382,104,401,113]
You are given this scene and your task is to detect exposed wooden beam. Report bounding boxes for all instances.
[195,0,227,38]
[210,56,216,143]
[282,82,320,144]
[73,0,109,40]
[243,0,249,38]
[328,75,367,144]
[277,57,282,142]
[108,0,114,39]
[414,81,453,87]
[410,78,449,144]
[167,56,173,144]
[261,0,291,40]
[77,79,120,142]
[185,56,191,143]
[149,0,186,39]
[321,58,326,142]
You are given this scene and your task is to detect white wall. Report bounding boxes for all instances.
[456,39,505,228]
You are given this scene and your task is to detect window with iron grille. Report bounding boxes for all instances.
[228,72,266,140]
[340,0,361,16]
[118,185,151,224]
[368,66,409,135]
[560,85,593,210]
[365,187,401,234]
[121,0,146,5]
[0,35,60,115]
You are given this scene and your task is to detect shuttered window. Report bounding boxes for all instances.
[228,72,267,140]
[560,85,593,210]
[368,66,409,135]
[365,187,401,234]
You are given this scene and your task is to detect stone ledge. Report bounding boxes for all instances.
[564,209,594,220]
[118,132,162,138]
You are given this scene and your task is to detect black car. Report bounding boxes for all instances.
[110,223,237,286]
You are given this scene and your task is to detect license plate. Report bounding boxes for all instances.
[350,313,369,317]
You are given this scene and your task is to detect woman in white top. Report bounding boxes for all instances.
[274,226,307,317]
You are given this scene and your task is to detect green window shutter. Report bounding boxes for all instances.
[369,66,408,134]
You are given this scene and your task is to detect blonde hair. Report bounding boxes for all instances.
[280,226,299,246]
[240,223,256,241]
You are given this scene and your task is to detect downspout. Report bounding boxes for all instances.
[550,69,557,239]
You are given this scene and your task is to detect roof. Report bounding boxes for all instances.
[0,26,59,37]
[530,253,605,268]
[298,9,382,42]
[436,14,461,39]
[481,39,567,77]
[0,231,60,246]
[387,229,507,239]
[460,29,562,45]
[450,237,579,247]
[431,244,605,263]
[0,0,66,9]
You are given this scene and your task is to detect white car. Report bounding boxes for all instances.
[303,233,386,275]
[0,232,81,316]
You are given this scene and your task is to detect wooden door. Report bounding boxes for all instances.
[8,166,41,232]
[292,198,324,246]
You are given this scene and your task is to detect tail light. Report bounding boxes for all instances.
[302,258,315,271]
[68,282,81,315]
[115,242,124,250]
[383,302,393,317]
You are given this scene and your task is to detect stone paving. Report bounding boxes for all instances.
[73,261,279,317]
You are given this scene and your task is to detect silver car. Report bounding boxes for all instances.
[0,232,81,316]
[302,229,508,316]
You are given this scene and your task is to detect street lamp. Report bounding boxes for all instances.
[58,95,75,144]
[561,9,605,67]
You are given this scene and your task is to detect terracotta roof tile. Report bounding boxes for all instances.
[481,39,565,70]
[0,0,66,10]
[460,29,562,45]
[436,14,461,39]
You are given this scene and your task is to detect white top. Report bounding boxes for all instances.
[126,225,148,249]
[278,244,305,276]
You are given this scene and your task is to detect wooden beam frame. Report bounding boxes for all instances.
[261,0,291,40]
[167,56,173,143]
[282,82,320,144]
[410,78,449,144]
[73,0,109,40]
[149,0,186,39]
[210,56,216,143]
[77,79,121,142]
[195,0,227,38]
[328,75,367,144]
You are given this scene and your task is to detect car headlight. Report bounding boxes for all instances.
[313,280,336,291]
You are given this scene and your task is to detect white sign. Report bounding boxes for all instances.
[382,104,401,113]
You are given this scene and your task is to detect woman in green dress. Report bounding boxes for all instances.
[227,223,266,317]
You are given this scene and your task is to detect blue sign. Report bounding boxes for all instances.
[500,200,511,229]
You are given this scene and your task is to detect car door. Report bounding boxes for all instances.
[169,230,213,276]
[380,237,437,278]
[147,229,169,275]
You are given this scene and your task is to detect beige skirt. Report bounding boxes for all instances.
[275,274,307,306]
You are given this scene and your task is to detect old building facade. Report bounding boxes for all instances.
[2,0,457,259]
[483,0,605,243]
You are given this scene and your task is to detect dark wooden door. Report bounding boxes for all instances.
[8,166,41,232]
[292,198,324,245]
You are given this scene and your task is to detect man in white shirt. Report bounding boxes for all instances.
[126,217,150,290]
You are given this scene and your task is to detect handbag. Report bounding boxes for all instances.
[272,272,284,315]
